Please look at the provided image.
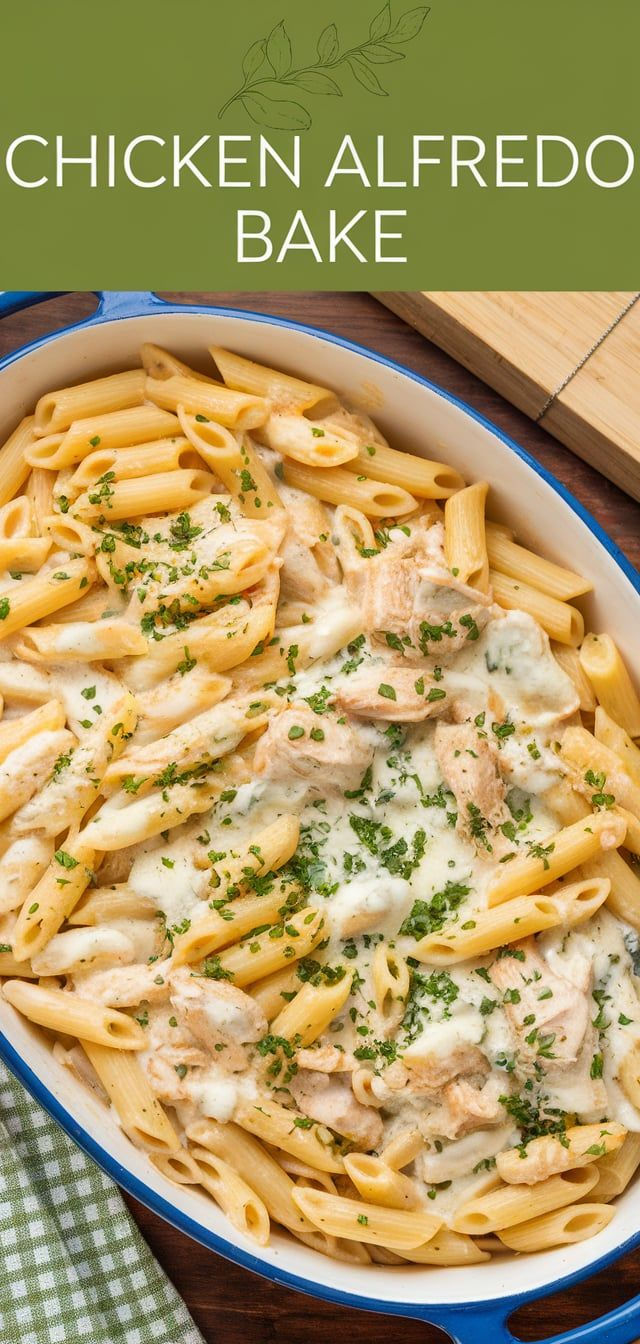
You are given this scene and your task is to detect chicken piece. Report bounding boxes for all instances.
[290,1071,384,1149]
[385,1040,489,1096]
[440,1077,505,1139]
[254,704,373,792]
[421,1123,516,1183]
[280,486,332,549]
[279,533,329,604]
[295,1045,355,1073]
[72,958,172,1007]
[489,939,590,1070]
[435,720,510,852]
[169,969,267,1073]
[407,600,492,663]
[144,1041,209,1105]
[343,520,492,660]
[334,666,449,723]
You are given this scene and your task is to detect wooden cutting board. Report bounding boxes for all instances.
[373,291,640,502]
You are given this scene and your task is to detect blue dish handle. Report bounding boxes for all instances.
[0,290,170,323]
[419,1288,640,1344]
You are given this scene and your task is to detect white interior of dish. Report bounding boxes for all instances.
[0,306,638,1313]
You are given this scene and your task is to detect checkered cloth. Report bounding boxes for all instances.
[0,1061,205,1344]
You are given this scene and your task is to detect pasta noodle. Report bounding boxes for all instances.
[444,481,489,592]
[282,460,417,518]
[342,442,464,499]
[496,1203,614,1252]
[0,417,36,507]
[290,1187,442,1249]
[178,412,283,516]
[580,633,640,738]
[487,812,626,907]
[145,374,268,432]
[486,525,592,600]
[2,980,145,1048]
[0,558,96,638]
[490,569,584,645]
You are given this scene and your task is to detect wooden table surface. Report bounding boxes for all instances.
[2,290,640,1344]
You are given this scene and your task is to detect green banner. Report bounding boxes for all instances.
[0,0,637,287]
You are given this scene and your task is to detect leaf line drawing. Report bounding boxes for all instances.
[218,4,431,130]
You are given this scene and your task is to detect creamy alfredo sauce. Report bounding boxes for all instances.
[62,509,640,1225]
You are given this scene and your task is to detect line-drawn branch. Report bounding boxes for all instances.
[218,5,431,130]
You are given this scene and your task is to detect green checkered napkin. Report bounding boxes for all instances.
[0,1061,206,1344]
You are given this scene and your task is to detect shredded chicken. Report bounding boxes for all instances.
[72,959,173,1008]
[386,1044,489,1094]
[290,1071,384,1149]
[334,666,450,723]
[169,970,267,1073]
[490,939,591,1070]
[435,720,510,852]
[254,704,373,791]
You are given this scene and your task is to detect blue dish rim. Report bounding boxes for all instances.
[0,290,639,1336]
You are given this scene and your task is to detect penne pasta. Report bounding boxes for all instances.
[343,1154,420,1210]
[490,569,584,645]
[34,370,147,436]
[14,619,147,663]
[487,812,627,907]
[486,525,592,599]
[579,633,640,738]
[28,406,181,469]
[0,536,52,572]
[235,1095,344,1174]
[395,1229,489,1265]
[0,558,96,639]
[372,941,410,1030]
[209,346,338,416]
[282,460,417,518]
[71,468,217,522]
[141,343,218,384]
[290,1187,442,1249]
[0,699,65,766]
[583,849,640,931]
[10,837,97,961]
[444,481,489,591]
[452,1165,599,1233]
[67,438,195,491]
[185,1118,315,1234]
[249,965,302,1021]
[416,893,572,965]
[81,1041,179,1150]
[342,441,464,499]
[178,412,282,515]
[213,909,325,988]
[146,374,268,432]
[188,1146,270,1245]
[594,706,640,786]
[0,416,36,508]
[0,495,33,540]
[68,883,156,926]
[551,642,597,712]
[496,1203,614,1252]
[2,980,145,1048]
[269,974,351,1048]
[590,1134,640,1202]
[258,412,359,468]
